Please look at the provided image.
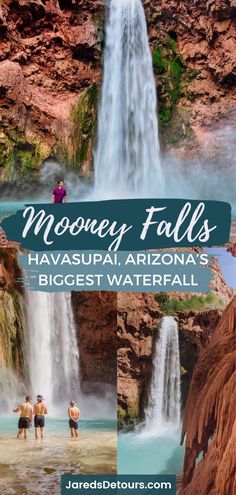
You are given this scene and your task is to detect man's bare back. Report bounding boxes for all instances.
[68,401,80,438]
[68,406,80,421]
[33,402,48,416]
[33,397,48,440]
[13,396,33,439]
[15,402,33,419]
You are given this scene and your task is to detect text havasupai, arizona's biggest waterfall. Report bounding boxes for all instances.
[145,317,181,435]
[94,0,163,197]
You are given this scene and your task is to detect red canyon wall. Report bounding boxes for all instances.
[0,0,103,181]
[180,296,236,495]
[145,0,236,159]
[117,256,234,428]
[71,291,117,390]
[0,0,235,180]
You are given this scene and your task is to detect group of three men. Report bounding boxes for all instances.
[14,395,81,439]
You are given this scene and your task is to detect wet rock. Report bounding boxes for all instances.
[117,292,162,429]
[0,0,103,178]
[71,291,117,389]
[145,0,236,156]
[0,249,28,381]
[180,296,236,495]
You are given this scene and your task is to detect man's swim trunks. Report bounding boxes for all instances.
[18,417,30,429]
[69,419,78,430]
[34,415,45,428]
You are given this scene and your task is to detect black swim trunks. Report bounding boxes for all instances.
[69,419,78,430]
[18,417,30,429]
[34,415,45,428]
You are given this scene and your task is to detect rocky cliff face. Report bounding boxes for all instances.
[145,0,236,146]
[117,292,161,428]
[117,291,227,429]
[180,296,236,495]
[0,249,29,407]
[71,291,117,393]
[0,0,235,185]
[0,0,103,188]
[117,254,234,429]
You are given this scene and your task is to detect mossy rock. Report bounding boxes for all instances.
[67,85,98,171]
[0,131,48,181]
[152,34,199,138]
[153,35,183,124]
[127,401,139,420]
[117,401,140,431]
[0,288,29,381]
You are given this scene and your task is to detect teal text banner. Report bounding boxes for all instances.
[1,199,231,251]
[19,250,212,293]
[61,475,176,495]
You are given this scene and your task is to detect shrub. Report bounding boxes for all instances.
[155,293,224,315]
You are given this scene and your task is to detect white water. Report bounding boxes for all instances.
[118,320,183,474]
[0,368,27,413]
[26,292,80,414]
[94,0,163,198]
[144,316,181,436]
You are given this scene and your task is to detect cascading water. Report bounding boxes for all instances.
[94,0,163,197]
[118,316,184,473]
[145,316,181,435]
[0,368,27,413]
[26,291,80,413]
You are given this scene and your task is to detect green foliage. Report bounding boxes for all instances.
[117,406,126,419]
[117,406,127,430]
[153,47,165,71]
[152,35,184,124]
[0,131,47,179]
[167,35,178,52]
[70,85,98,169]
[154,292,224,315]
[77,140,89,163]
[155,292,169,304]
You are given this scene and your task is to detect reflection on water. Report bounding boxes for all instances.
[0,417,117,494]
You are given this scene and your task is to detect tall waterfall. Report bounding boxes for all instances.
[26,292,80,413]
[94,0,163,197]
[0,368,27,413]
[145,317,181,434]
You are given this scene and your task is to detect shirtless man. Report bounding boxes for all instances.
[68,400,80,438]
[13,396,33,439]
[33,395,48,440]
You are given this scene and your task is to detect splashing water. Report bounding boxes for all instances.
[94,0,163,198]
[144,316,181,436]
[26,292,80,414]
[0,368,27,413]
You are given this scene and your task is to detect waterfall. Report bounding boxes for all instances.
[145,316,181,435]
[26,291,80,413]
[0,368,27,413]
[94,0,163,197]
